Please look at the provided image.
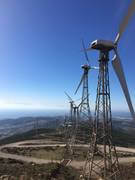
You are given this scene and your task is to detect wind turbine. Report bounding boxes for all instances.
[75,39,98,123]
[62,92,88,165]
[83,1,135,179]
[86,1,135,121]
[64,91,74,123]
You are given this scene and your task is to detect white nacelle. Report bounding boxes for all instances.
[91,40,115,51]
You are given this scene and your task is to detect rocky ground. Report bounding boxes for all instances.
[121,163,135,180]
[0,157,80,180]
[0,156,135,179]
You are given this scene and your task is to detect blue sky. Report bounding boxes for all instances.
[0,0,134,112]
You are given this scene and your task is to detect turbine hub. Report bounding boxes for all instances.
[81,64,90,70]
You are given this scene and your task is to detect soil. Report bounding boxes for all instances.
[121,163,135,180]
[0,156,135,180]
[0,157,80,180]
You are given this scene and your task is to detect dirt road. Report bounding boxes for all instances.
[1,140,135,169]
[3,140,135,154]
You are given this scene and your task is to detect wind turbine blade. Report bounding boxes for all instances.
[74,74,84,95]
[112,54,135,120]
[64,91,73,102]
[81,39,90,64]
[81,48,92,52]
[115,0,135,44]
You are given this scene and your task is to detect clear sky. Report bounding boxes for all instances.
[0,0,134,112]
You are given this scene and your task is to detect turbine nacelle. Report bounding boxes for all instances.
[81,64,90,70]
[90,40,115,51]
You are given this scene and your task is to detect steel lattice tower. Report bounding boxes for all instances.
[80,65,91,122]
[62,93,82,165]
[66,105,80,158]
[83,51,122,180]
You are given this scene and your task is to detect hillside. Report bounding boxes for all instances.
[0,116,64,140]
[1,119,135,148]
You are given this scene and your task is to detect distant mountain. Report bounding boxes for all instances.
[0,116,64,140]
[113,118,135,132]
[1,117,135,148]
[0,114,134,145]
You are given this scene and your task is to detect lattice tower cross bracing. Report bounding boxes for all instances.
[80,65,92,123]
[83,51,122,180]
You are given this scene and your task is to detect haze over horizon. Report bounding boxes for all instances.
[0,0,134,113]
[0,109,131,121]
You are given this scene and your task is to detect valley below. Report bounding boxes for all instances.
[0,116,135,179]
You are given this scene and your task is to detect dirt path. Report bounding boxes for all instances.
[3,140,135,154]
[0,148,135,169]
[1,140,135,169]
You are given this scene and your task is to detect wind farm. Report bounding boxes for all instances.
[0,0,135,180]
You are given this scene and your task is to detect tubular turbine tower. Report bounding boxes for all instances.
[82,1,135,179]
